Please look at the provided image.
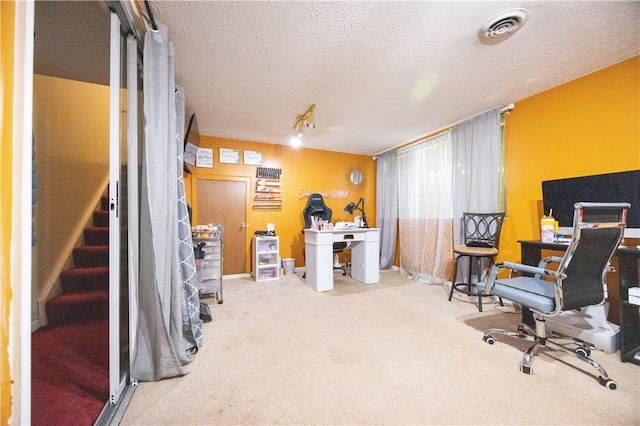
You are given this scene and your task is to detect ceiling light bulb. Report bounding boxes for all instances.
[296,125,304,138]
[289,135,302,147]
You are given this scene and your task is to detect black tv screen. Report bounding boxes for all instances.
[183,113,200,173]
[542,170,640,238]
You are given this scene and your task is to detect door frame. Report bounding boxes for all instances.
[14,1,35,422]
[108,12,139,406]
[108,11,125,404]
[11,3,137,422]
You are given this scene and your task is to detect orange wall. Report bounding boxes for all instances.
[1,1,16,422]
[188,57,639,275]
[186,136,376,273]
[32,75,110,321]
[501,56,640,263]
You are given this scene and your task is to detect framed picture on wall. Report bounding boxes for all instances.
[219,148,240,164]
[243,150,263,166]
[195,148,213,168]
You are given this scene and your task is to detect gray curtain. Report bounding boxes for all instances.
[451,108,502,282]
[376,150,398,269]
[175,87,203,350]
[451,108,501,243]
[131,22,201,382]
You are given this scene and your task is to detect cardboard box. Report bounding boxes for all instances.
[546,305,620,353]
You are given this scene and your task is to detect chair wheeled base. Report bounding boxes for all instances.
[483,316,617,390]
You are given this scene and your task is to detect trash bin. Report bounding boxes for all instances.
[282,258,295,276]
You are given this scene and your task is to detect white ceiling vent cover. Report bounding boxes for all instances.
[479,8,529,45]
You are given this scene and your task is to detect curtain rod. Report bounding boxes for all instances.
[372,102,515,160]
[144,0,158,31]
[107,1,146,56]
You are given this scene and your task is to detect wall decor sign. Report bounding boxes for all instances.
[298,189,350,200]
[184,143,198,167]
[219,148,240,164]
[243,150,263,166]
[196,148,213,168]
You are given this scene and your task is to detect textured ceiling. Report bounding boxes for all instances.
[42,1,638,157]
[149,1,639,156]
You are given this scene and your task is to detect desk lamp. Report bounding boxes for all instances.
[344,198,369,228]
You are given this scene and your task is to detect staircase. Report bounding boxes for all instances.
[47,201,110,325]
[31,194,111,426]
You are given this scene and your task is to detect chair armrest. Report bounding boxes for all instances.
[482,262,506,295]
[541,256,563,265]
[482,261,565,295]
[502,261,565,279]
[500,261,546,276]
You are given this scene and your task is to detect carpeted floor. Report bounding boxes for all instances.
[31,319,110,426]
[31,197,111,425]
[121,270,640,425]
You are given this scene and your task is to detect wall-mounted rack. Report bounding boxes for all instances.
[253,172,283,209]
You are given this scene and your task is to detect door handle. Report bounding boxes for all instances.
[241,223,249,228]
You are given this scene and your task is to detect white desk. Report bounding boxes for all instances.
[304,228,380,292]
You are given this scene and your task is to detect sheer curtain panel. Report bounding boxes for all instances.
[132,23,200,382]
[397,132,454,283]
[451,108,502,244]
[450,108,502,283]
[376,150,398,269]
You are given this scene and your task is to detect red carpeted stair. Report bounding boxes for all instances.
[47,211,110,326]
[32,196,111,426]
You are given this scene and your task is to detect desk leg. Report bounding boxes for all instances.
[351,239,380,284]
[619,253,640,363]
[305,241,334,292]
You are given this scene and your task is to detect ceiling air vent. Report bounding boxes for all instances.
[478,8,529,45]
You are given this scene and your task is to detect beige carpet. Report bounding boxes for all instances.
[121,270,640,425]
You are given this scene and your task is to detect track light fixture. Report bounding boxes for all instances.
[290,104,316,146]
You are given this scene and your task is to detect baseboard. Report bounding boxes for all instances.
[37,299,48,327]
[223,273,250,279]
[31,318,41,332]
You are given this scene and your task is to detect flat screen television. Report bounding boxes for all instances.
[183,113,200,173]
[542,170,640,239]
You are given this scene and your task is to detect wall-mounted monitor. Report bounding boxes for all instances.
[183,113,200,173]
[542,170,640,239]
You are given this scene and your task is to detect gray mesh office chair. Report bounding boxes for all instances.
[449,212,505,311]
[478,202,629,390]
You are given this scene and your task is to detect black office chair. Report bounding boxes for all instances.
[448,212,505,311]
[478,202,629,390]
[302,193,347,276]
